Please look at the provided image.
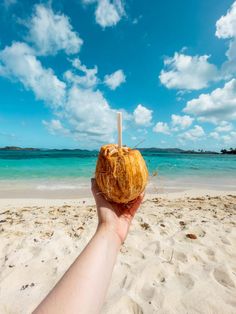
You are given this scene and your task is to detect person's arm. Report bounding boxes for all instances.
[33,179,144,314]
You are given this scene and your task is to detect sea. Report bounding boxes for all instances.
[0,150,235,198]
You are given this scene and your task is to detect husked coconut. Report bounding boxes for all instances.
[95,144,148,204]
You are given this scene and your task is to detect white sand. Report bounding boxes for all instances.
[0,191,236,314]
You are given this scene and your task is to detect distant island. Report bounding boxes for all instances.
[139,148,219,154]
[1,146,235,154]
[0,146,94,153]
[221,148,236,155]
[0,146,40,151]
[0,146,220,154]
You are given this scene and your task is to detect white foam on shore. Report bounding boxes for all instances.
[37,184,79,191]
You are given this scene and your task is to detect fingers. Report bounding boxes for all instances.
[128,194,143,216]
[91,178,107,206]
[91,178,145,217]
[91,178,100,199]
[122,192,145,218]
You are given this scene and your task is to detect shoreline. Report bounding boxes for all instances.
[0,175,236,198]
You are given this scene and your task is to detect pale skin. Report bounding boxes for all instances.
[33,179,144,314]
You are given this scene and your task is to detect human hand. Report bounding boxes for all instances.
[91,178,144,245]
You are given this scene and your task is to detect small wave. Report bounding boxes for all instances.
[36,184,79,191]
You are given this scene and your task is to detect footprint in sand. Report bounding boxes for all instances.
[121,274,136,291]
[143,241,160,256]
[106,295,143,314]
[213,268,235,288]
[177,273,194,289]
[192,226,206,237]
[141,283,155,301]
[174,251,188,263]
[220,236,231,245]
[205,248,215,261]
[121,246,145,261]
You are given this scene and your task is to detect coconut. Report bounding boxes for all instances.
[95,144,148,204]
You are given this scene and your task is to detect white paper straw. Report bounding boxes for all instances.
[117,112,122,148]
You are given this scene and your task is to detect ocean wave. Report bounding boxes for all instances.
[36,184,82,191]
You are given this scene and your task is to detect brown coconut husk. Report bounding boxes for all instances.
[95,144,148,204]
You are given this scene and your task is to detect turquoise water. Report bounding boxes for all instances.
[0,150,236,181]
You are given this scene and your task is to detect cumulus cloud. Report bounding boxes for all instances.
[171,114,194,130]
[153,122,170,134]
[216,2,236,39]
[229,131,236,141]
[63,63,127,142]
[64,58,98,88]
[179,125,205,141]
[133,104,152,126]
[215,121,233,132]
[104,69,126,90]
[209,131,220,140]
[63,85,117,143]
[42,119,70,136]
[41,85,118,143]
[26,4,83,56]
[82,0,125,28]
[216,1,236,73]
[159,53,219,90]
[96,0,124,27]
[183,79,236,123]
[0,42,66,107]
[209,130,236,145]
[0,6,123,145]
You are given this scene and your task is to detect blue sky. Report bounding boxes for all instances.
[0,0,236,150]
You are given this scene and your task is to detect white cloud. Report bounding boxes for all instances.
[64,58,98,88]
[83,0,125,28]
[208,121,235,145]
[209,130,236,143]
[82,0,97,3]
[42,119,70,136]
[216,1,236,74]
[0,8,124,145]
[159,53,218,90]
[221,135,231,142]
[221,131,236,144]
[179,125,205,141]
[43,85,119,144]
[104,69,126,90]
[209,132,220,140]
[0,43,119,144]
[0,42,66,107]
[184,79,236,123]
[216,2,236,38]
[63,85,117,143]
[133,104,152,126]
[26,4,83,56]
[96,0,124,27]
[171,114,194,130]
[215,121,233,132]
[153,122,170,134]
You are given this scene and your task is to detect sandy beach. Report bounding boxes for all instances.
[0,190,236,314]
